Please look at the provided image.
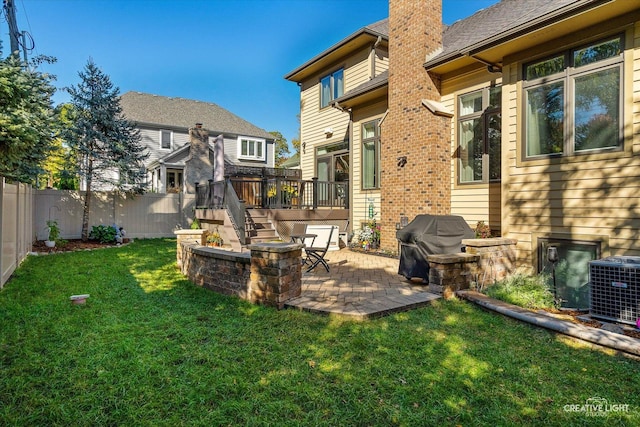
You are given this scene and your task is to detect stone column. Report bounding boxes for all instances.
[248,243,303,309]
[174,229,207,267]
[184,125,212,194]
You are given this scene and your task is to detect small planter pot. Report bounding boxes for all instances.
[45,240,56,248]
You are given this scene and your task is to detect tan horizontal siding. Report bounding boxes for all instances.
[298,47,375,180]
[500,22,640,268]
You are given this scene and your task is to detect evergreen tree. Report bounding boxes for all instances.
[0,54,56,183]
[66,59,148,240]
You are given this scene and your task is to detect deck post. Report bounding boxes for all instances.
[312,177,318,209]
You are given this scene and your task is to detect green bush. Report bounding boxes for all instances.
[484,273,557,310]
[89,225,117,243]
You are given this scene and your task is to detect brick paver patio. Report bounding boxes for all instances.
[285,249,440,319]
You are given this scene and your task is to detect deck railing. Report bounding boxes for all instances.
[196,176,348,210]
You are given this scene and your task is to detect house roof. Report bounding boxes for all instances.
[279,152,300,169]
[284,19,389,82]
[333,70,388,109]
[120,91,273,140]
[425,0,630,72]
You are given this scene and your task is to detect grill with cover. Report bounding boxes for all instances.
[396,215,475,281]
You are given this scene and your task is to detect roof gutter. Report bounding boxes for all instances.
[424,0,614,71]
[285,28,388,81]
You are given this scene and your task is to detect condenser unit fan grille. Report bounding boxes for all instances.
[589,256,640,325]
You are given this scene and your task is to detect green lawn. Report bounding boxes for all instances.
[1,239,638,426]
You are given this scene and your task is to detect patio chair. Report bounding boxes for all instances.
[290,223,316,265]
[305,225,335,272]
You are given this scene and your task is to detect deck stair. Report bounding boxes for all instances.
[245,209,280,244]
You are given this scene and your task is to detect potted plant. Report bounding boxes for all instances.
[206,227,224,247]
[45,219,60,248]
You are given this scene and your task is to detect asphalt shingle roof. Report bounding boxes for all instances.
[365,18,388,37]
[334,70,388,104]
[433,0,589,63]
[120,91,273,140]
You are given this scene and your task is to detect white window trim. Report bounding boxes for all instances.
[237,136,266,161]
[160,129,173,150]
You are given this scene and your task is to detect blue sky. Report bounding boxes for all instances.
[2,0,499,148]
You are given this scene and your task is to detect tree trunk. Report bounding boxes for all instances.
[81,174,92,241]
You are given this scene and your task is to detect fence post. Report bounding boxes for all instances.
[238,200,246,244]
[261,175,268,208]
[0,178,4,288]
[344,181,349,209]
[312,177,318,209]
[275,176,282,209]
[223,175,230,206]
[208,179,214,208]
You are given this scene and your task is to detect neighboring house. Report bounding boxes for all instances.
[279,152,301,169]
[120,91,275,193]
[287,0,640,285]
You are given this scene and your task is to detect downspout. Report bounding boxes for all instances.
[331,101,353,216]
[371,35,382,79]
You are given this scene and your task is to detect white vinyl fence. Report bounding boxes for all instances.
[1,178,33,288]
[1,184,196,288]
[34,189,196,240]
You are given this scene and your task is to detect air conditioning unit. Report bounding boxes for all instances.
[589,256,640,325]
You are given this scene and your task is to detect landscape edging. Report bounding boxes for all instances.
[456,290,640,357]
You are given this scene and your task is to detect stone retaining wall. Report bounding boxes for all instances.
[428,238,517,298]
[175,230,302,308]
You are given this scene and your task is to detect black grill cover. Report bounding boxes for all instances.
[396,215,475,281]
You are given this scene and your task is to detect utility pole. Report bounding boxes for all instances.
[3,0,20,56]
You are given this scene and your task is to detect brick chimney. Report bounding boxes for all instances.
[380,0,450,250]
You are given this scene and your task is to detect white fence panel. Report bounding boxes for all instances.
[34,190,196,240]
[1,179,33,288]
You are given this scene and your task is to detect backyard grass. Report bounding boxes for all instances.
[1,239,638,426]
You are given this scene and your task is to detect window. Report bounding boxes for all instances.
[458,86,501,184]
[524,36,623,158]
[320,68,344,108]
[361,120,380,189]
[238,136,266,161]
[166,169,183,193]
[160,130,173,150]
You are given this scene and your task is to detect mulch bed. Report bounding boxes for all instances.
[347,246,399,259]
[32,239,122,253]
[539,308,640,340]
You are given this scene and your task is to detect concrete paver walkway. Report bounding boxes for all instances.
[285,249,440,319]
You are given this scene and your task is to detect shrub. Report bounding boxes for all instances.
[475,220,492,238]
[190,217,201,229]
[484,273,557,310]
[46,220,60,242]
[89,225,117,243]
